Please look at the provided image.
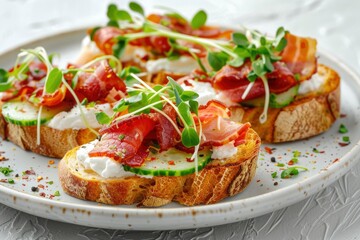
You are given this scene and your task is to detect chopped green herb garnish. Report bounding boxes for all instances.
[281,166,308,179]
[47,181,54,185]
[291,158,298,164]
[313,148,320,153]
[0,167,13,176]
[293,150,301,157]
[8,178,14,184]
[271,172,277,178]
[343,136,350,142]
[118,134,125,140]
[276,163,285,167]
[339,124,348,133]
[54,191,61,197]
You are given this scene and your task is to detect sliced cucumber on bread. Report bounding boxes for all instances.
[241,85,299,108]
[123,148,212,176]
[2,101,67,126]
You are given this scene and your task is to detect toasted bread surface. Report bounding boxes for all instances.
[229,64,340,142]
[58,128,260,207]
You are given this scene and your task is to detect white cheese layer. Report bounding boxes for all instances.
[146,56,198,74]
[181,79,238,107]
[298,73,326,95]
[47,104,113,130]
[211,141,238,159]
[76,139,237,179]
[77,140,135,178]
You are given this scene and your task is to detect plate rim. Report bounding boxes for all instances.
[0,28,359,229]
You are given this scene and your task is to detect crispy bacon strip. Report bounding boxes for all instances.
[89,115,156,166]
[75,60,126,102]
[213,62,297,102]
[197,100,250,146]
[280,33,317,81]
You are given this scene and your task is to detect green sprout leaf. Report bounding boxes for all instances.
[207,51,229,71]
[107,4,118,21]
[189,100,199,115]
[271,172,277,178]
[228,57,244,68]
[191,10,207,29]
[89,27,101,41]
[262,55,274,72]
[247,71,258,82]
[95,112,112,125]
[167,76,183,105]
[181,127,200,147]
[120,66,141,79]
[113,38,128,58]
[107,20,119,28]
[45,67,62,94]
[117,10,132,22]
[275,38,287,52]
[252,59,267,77]
[128,92,150,113]
[129,2,144,16]
[232,33,249,47]
[178,102,194,127]
[180,90,199,101]
[0,69,8,83]
[113,99,128,112]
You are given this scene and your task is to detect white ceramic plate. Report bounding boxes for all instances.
[0,29,359,231]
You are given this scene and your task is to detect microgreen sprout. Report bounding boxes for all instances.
[104,2,288,124]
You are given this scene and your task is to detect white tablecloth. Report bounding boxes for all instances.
[0,0,359,239]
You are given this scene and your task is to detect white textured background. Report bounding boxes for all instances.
[0,0,359,239]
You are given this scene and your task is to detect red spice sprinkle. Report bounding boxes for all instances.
[22,176,29,180]
[288,160,294,166]
[264,147,273,154]
[186,157,194,162]
[168,160,175,165]
[256,180,260,182]
[39,192,46,197]
[340,113,347,118]
[339,142,350,147]
[38,184,44,189]
[333,158,339,163]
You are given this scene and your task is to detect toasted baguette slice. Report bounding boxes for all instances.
[0,111,97,158]
[58,128,260,207]
[229,64,340,143]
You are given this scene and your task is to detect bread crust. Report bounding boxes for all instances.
[58,128,260,207]
[229,64,340,142]
[0,120,96,158]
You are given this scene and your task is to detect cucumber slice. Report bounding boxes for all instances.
[2,101,68,126]
[123,148,212,176]
[241,85,299,108]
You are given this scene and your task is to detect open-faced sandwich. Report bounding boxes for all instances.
[59,75,260,206]
[0,48,127,157]
[78,2,340,143]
